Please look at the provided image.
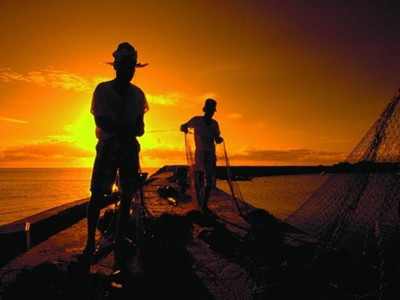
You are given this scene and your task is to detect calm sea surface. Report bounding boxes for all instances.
[0,167,158,226]
[217,174,328,220]
[0,168,328,226]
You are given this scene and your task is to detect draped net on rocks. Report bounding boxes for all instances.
[285,89,400,252]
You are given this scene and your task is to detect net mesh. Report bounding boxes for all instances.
[184,130,249,218]
[184,131,201,211]
[285,89,400,252]
[217,141,251,220]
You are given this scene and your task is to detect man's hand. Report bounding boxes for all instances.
[136,126,144,137]
[120,123,135,137]
[180,124,188,134]
[135,116,145,137]
[216,136,224,144]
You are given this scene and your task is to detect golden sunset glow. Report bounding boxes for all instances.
[0,1,399,168]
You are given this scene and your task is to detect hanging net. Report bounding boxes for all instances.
[184,130,250,219]
[285,89,400,252]
[216,140,253,220]
[184,131,201,211]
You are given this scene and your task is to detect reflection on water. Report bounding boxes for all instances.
[0,167,158,226]
[1,169,328,225]
[217,174,329,220]
[0,168,93,225]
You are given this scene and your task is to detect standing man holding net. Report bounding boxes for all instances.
[82,42,149,259]
[180,98,223,214]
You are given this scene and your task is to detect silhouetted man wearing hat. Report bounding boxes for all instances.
[82,42,148,260]
[180,99,223,213]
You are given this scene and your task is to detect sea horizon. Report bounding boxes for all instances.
[0,163,340,169]
[0,167,328,226]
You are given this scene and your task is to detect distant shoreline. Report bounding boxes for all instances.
[154,162,399,179]
[1,162,397,176]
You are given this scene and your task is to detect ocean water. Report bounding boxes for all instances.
[0,168,328,226]
[0,167,158,226]
[217,174,329,220]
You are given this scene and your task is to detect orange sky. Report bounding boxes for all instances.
[0,0,399,168]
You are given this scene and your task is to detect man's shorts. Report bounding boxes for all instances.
[195,150,216,179]
[90,136,140,195]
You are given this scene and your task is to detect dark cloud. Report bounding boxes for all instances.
[218,148,347,165]
[0,141,347,167]
[141,147,185,161]
[141,147,347,166]
[0,141,93,164]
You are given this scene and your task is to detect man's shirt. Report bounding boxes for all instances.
[91,80,148,140]
[185,116,220,153]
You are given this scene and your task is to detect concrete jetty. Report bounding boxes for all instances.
[0,194,117,269]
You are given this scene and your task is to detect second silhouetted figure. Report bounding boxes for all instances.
[180,98,223,213]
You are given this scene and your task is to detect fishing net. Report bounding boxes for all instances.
[216,141,252,220]
[285,88,400,252]
[92,172,149,274]
[184,131,201,211]
[184,131,248,218]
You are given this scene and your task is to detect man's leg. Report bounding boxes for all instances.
[203,152,216,213]
[84,139,118,257]
[116,140,139,242]
[196,171,205,189]
[115,191,133,243]
[203,172,213,212]
[84,191,103,255]
[195,171,205,209]
[114,148,138,271]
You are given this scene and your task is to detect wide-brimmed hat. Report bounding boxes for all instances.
[102,42,148,68]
